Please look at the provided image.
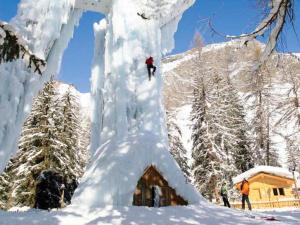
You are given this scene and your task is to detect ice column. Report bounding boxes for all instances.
[91,0,168,150]
[90,19,107,154]
[0,0,81,172]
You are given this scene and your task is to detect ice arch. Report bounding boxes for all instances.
[0,0,201,207]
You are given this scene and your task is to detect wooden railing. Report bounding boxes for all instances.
[231,199,300,209]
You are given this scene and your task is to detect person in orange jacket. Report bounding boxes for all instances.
[240,178,252,210]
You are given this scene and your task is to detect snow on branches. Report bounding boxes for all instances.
[0,21,46,75]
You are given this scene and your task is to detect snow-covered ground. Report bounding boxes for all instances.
[256,208,300,224]
[0,205,299,225]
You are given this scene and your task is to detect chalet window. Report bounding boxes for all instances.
[273,188,285,196]
[278,188,285,196]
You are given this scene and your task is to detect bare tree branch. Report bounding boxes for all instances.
[228,0,294,70]
[208,0,294,72]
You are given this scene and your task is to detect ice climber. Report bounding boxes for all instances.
[145,56,156,81]
[240,178,252,210]
[220,182,231,208]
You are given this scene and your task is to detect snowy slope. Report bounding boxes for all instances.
[1,204,299,225]
[71,132,202,209]
[162,40,300,167]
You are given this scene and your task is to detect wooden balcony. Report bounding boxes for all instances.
[231,199,300,209]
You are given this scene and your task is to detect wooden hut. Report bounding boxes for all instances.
[232,166,300,209]
[133,166,188,207]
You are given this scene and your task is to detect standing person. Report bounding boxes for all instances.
[240,178,252,210]
[145,56,156,81]
[220,182,231,208]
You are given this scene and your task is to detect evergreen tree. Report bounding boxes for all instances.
[246,47,279,166]
[0,81,86,209]
[191,73,222,201]
[248,92,272,166]
[223,78,254,172]
[55,89,83,177]
[286,135,300,173]
[191,71,253,200]
[0,165,12,209]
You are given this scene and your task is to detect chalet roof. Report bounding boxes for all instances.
[70,132,202,210]
[232,166,297,185]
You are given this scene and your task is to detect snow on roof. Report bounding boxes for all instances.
[232,166,295,185]
[71,132,202,210]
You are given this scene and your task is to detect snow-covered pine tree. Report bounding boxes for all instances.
[1,81,59,208]
[166,111,190,180]
[0,165,12,209]
[275,59,300,131]
[0,81,86,209]
[208,73,237,181]
[191,66,253,200]
[223,77,254,172]
[250,100,279,166]
[208,73,254,180]
[56,89,84,178]
[286,135,300,173]
[191,72,223,201]
[190,34,226,200]
[77,102,90,168]
[218,53,254,173]
[246,46,279,166]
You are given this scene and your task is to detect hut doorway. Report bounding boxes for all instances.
[133,166,187,207]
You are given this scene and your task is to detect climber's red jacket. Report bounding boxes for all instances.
[145,57,154,65]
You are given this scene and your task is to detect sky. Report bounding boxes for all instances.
[0,0,299,92]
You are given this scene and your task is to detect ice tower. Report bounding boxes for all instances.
[0,0,202,209]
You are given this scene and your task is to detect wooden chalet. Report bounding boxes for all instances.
[232,166,300,209]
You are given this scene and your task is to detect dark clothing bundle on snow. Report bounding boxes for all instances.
[34,170,78,210]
